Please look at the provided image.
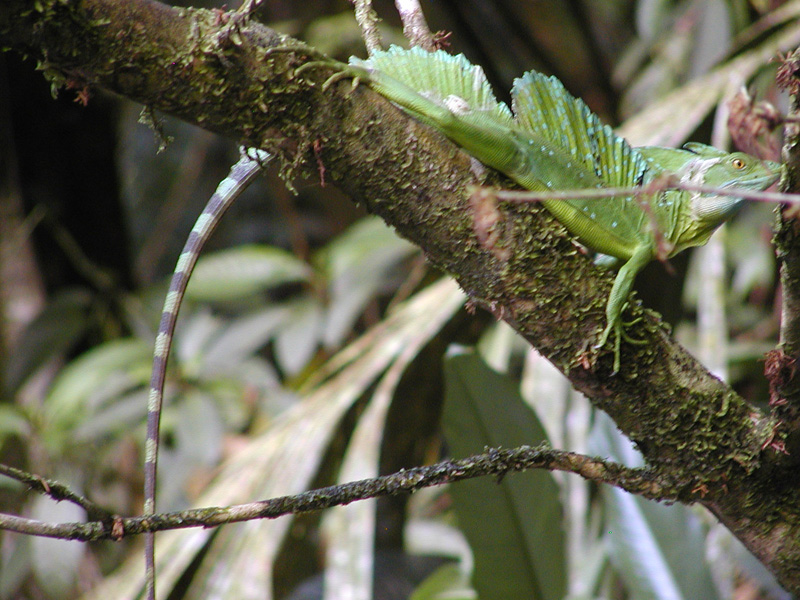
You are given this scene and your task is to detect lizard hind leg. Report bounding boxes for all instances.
[593,244,654,373]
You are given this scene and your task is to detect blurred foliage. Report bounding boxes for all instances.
[1,0,799,599]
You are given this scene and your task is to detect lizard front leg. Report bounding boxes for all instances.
[595,243,654,373]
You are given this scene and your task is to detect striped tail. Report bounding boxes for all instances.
[143,148,272,600]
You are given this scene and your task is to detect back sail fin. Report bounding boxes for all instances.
[512,72,648,191]
[352,46,514,126]
[512,72,654,253]
[349,47,546,186]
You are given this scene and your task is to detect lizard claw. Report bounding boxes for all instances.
[321,70,361,93]
[294,61,365,93]
[594,321,622,375]
[620,315,647,345]
[593,301,647,374]
[262,47,363,92]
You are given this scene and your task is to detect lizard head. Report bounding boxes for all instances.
[665,147,781,253]
[684,150,781,225]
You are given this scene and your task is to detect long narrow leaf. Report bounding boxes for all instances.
[443,351,566,600]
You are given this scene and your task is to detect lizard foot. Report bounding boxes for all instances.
[263,47,361,92]
[294,61,367,93]
[594,321,622,375]
[620,315,647,345]
[594,312,647,374]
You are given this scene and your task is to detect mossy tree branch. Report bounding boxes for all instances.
[0,445,666,541]
[3,0,800,591]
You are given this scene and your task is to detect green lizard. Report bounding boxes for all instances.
[310,46,781,372]
[141,47,779,598]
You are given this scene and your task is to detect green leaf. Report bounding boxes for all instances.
[0,533,31,599]
[320,216,417,346]
[0,405,30,447]
[73,389,149,443]
[274,297,324,375]
[321,282,465,600]
[3,289,92,397]
[42,338,151,450]
[443,350,566,600]
[194,306,289,374]
[155,391,227,512]
[186,245,312,302]
[590,414,719,600]
[410,563,475,600]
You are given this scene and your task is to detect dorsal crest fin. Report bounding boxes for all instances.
[511,72,648,189]
[352,46,514,126]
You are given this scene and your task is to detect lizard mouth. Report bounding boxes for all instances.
[763,161,783,185]
[722,168,781,191]
[757,171,781,189]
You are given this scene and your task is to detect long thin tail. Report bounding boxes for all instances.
[143,148,272,600]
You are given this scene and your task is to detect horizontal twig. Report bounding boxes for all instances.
[0,445,669,541]
[486,178,796,205]
[0,463,114,522]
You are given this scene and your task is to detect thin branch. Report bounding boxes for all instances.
[394,0,436,50]
[478,176,793,264]
[0,463,114,522]
[351,0,383,54]
[0,445,668,541]
[487,179,796,205]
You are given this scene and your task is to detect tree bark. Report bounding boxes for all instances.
[3,0,800,592]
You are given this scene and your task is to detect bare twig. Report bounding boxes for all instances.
[350,0,383,54]
[0,445,670,541]
[481,177,793,266]
[0,463,114,522]
[394,0,436,50]
[487,180,797,205]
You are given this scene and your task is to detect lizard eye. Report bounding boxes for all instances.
[732,158,746,169]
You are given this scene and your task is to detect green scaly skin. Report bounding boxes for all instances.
[304,47,780,372]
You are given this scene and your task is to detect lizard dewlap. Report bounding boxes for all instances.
[345,46,780,372]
